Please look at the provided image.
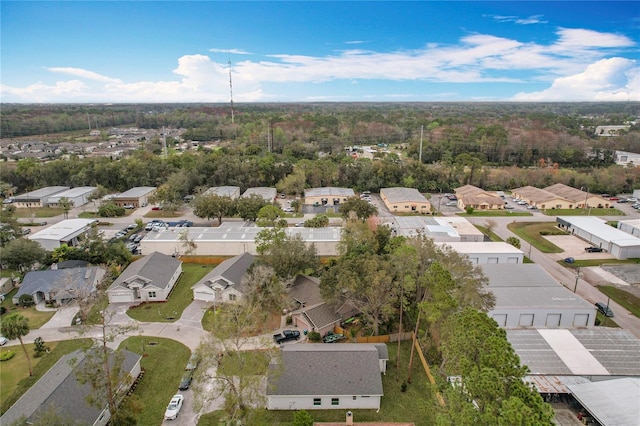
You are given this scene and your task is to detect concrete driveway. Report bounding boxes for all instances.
[39,302,80,329]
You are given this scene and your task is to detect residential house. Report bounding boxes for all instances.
[191,253,255,302]
[266,344,387,410]
[13,266,106,305]
[380,187,431,214]
[107,252,182,304]
[0,349,141,426]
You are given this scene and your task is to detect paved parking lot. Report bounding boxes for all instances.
[544,235,615,261]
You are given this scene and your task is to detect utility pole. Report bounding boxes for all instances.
[573,267,581,293]
[228,57,235,124]
[418,125,424,163]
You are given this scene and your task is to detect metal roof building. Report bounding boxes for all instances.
[28,219,97,251]
[568,378,640,426]
[387,216,484,242]
[481,264,596,329]
[203,186,241,199]
[139,223,342,256]
[380,187,431,213]
[304,187,355,206]
[241,187,277,202]
[13,186,70,208]
[556,216,640,259]
[436,241,524,264]
[47,186,97,207]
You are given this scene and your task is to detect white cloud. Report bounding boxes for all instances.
[1,27,637,102]
[209,48,251,55]
[47,67,122,83]
[511,57,640,101]
[490,14,547,25]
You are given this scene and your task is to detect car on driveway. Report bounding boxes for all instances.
[123,204,135,209]
[445,201,457,207]
[504,204,515,209]
[164,394,184,420]
[595,302,614,317]
[273,329,301,344]
[178,371,193,390]
[186,353,199,371]
[0,336,7,346]
[585,247,604,253]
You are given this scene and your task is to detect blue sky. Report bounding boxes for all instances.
[1,1,638,103]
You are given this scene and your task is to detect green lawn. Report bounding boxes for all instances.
[595,312,620,328]
[198,342,437,426]
[597,285,640,318]
[0,338,93,415]
[119,336,191,426]
[13,207,64,218]
[474,225,504,242]
[558,259,640,268]
[507,222,566,253]
[458,211,531,217]
[126,263,214,322]
[2,289,56,329]
[542,208,624,216]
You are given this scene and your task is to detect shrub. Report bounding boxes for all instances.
[293,410,314,426]
[307,331,321,342]
[33,337,49,358]
[18,294,35,307]
[0,306,6,316]
[0,350,15,361]
[286,315,293,325]
[465,206,475,214]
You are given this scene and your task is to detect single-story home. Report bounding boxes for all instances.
[0,348,141,426]
[380,187,431,214]
[191,253,255,303]
[13,266,106,305]
[267,343,387,410]
[304,187,355,206]
[107,252,182,304]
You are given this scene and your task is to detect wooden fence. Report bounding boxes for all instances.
[412,333,446,407]
[356,331,412,344]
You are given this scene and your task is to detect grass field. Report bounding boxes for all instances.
[198,342,437,426]
[459,211,531,217]
[143,210,184,219]
[474,224,503,242]
[0,338,92,415]
[559,259,640,268]
[1,288,56,329]
[597,285,640,318]
[126,263,214,322]
[507,222,566,253]
[13,207,64,218]
[542,208,624,216]
[119,336,191,426]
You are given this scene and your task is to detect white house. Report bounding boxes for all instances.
[615,150,640,167]
[267,344,387,410]
[191,253,255,303]
[107,252,182,304]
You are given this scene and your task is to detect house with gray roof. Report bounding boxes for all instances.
[266,343,386,410]
[107,252,182,304]
[191,253,255,303]
[0,348,141,426]
[13,267,106,305]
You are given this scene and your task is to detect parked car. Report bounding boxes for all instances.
[22,228,31,235]
[151,206,162,210]
[123,204,135,209]
[585,247,604,253]
[178,371,193,390]
[527,205,537,210]
[273,329,301,344]
[564,257,575,264]
[616,198,629,203]
[145,223,154,231]
[445,201,457,207]
[2,198,14,204]
[595,302,614,317]
[505,204,515,209]
[164,394,184,420]
[186,353,199,371]
[0,336,7,346]
[134,234,144,243]
[609,197,619,201]
[127,224,137,230]
[283,207,294,212]
[39,221,47,226]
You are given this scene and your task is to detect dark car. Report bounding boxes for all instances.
[564,257,575,264]
[585,247,604,253]
[273,329,301,344]
[178,371,193,390]
[595,302,614,317]
[186,353,199,371]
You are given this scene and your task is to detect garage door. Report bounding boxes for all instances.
[519,314,534,327]
[488,257,499,264]
[573,314,589,327]
[109,292,133,303]
[194,291,215,302]
[492,314,507,326]
[545,314,561,327]
[507,257,519,264]
[468,257,479,264]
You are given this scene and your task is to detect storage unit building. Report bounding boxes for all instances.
[617,219,640,238]
[437,241,524,264]
[557,216,640,259]
[28,219,97,251]
[482,264,596,329]
[13,186,70,208]
[48,186,97,207]
[241,187,277,202]
[380,187,431,213]
[111,186,156,208]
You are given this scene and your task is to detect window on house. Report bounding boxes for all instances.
[313,398,321,406]
[148,291,156,298]
[352,396,357,400]
[331,398,339,406]
[229,294,236,301]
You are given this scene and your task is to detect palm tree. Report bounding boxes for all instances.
[1,314,32,375]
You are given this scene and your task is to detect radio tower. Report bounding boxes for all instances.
[228,57,235,124]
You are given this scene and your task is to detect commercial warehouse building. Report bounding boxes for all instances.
[13,186,70,208]
[139,223,342,256]
[556,216,640,259]
[304,187,355,206]
[380,187,431,214]
[111,186,156,208]
[437,241,524,264]
[544,183,610,208]
[47,186,97,207]
[387,216,484,242]
[481,264,596,329]
[203,186,241,199]
[616,218,640,238]
[241,187,277,202]
[28,219,97,251]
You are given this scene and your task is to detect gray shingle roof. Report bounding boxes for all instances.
[0,348,141,425]
[288,275,323,307]
[108,252,182,291]
[192,253,255,293]
[303,303,342,330]
[16,267,104,301]
[267,344,384,396]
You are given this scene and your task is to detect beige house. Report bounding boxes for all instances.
[380,187,431,213]
[455,185,504,210]
[512,186,574,209]
[304,187,355,206]
[544,184,610,208]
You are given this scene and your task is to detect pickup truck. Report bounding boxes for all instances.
[273,330,300,344]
